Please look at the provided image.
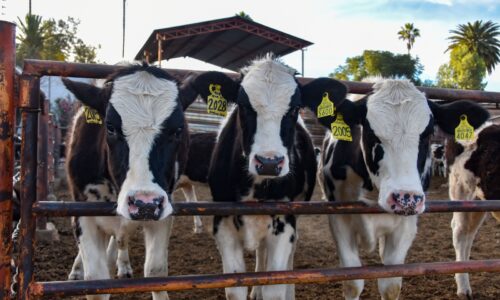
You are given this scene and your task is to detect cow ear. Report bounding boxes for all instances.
[178,74,200,111]
[428,100,490,134]
[301,78,348,128]
[191,71,240,103]
[62,78,108,116]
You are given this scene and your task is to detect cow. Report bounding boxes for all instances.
[304,78,489,300]
[62,62,197,300]
[186,55,347,300]
[431,143,447,177]
[447,123,499,299]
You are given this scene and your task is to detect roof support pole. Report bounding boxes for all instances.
[157,35,163,68]
[301,48,305,77]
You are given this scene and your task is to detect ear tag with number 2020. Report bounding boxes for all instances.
[331,113,352,142]
[454,114,474,142]
[207,83,227,117]
[317,92,335,118]
[83,105,102,125]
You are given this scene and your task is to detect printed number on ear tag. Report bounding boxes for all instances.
[83,105,102,125]
[455,114,474,142]
[207,83,227,117]
[331,113,352,142]
[317,92,335,118]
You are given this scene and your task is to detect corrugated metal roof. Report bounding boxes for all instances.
[135,16,313,71]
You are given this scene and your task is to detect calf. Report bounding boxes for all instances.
[188,55,345,300]
[305,79,489,300]
[63,63,196,300]
[448,123,499,299]
[431,143,447,177]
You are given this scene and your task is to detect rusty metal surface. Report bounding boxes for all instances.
[22,59,500,103]
[36,100,48,230]
[0,21,16,300]
[28,259,500,297]
[31,200,500,217]
[17,76,40,300]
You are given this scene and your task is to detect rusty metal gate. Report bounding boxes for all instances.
[3,21,500,299]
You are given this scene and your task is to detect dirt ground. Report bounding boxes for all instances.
[34,176,500,299]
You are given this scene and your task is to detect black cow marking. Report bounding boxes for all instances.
[73,217,82,241]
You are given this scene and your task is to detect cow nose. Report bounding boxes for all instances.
[387,191,425,215]
[254,154,285,176]
[128,192,165,220]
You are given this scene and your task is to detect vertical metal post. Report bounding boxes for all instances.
[0,20,16,300]
[47,114,55,185]
[17,75,40,300]
[301,49,305,77]
[122,0,126,58]
[36,99,48,230]
[157,35,163,68]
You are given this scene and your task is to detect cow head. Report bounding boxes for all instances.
[63,64,197,221]
[305,79,489,215]
[189,55,346,178]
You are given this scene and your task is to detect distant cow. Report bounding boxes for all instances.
[305,79,489,300]
[431,143,447,177]
[63,63,197,300]
[188,55,345,300]
[447,123,499,299]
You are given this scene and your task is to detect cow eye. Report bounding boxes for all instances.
[175,127,183,137]
[106,123,116,136]
[290,106,300,117]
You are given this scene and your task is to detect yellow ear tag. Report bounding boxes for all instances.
[207,83,227,117]
[317,92,335,118]
[455,114,474,142]
[331,113,352,142]
[83,105,102,125]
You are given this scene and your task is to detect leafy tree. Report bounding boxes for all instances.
[236,11,253,21]
[16,14,44,65]
[398,23,420,55]
[330,50,423,84]
[436,45,486,90]
[447,20,500,74]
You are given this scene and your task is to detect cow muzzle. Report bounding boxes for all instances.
[128,192,165,220]
[386,191,425,215]
[253,154,285,176]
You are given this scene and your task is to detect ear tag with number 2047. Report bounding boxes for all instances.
[207,83,227,117]
[331,113,352,142]
[83,105,102,125]
[454,114,474,142]
[317,92,335,118]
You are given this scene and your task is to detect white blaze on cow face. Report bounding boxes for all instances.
[363,80,431,215]
[111,71,179,220]
[240,57,298,177]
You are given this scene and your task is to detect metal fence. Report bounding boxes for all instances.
[3,21,500,299]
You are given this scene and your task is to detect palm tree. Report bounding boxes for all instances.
[398,23,420,55]
[235,11,253,21]
[16,14,44,65]
[447,20,500,74]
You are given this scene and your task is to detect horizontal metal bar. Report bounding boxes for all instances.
[28,259,500,297]
[22,59,500,103]
[32,200,500,217]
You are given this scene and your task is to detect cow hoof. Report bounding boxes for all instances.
[458,291,473,300]
[193,225,203,234]
[117,265,133,279]
[68,271,83,281]
[249,286,263,300]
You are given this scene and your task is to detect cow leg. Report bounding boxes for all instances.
[451,211,486,299]
[377,216,417,300]
[115,235,133,278]
[329,216,363,300]
[79,217,110,300]
[250,242,266,300]
[214,216,247,300]
[105,236,117,277]
[143,216,173,300]
[286,231,298,300]
[181,184,203,233]
[68,248,84,280]
[262,216,296,300]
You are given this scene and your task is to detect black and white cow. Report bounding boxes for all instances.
[63,63,197,300]
[187,55,345,300]
[306,79,489,300]
[447,123,499,299]
[431,143,447,177]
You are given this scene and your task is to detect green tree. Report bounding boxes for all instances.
[398,23,420,55]
[330,50,423,83]
[447,20,500,74]
[16,14,44,65]
[436,45,486,90]
[236,11,253,21]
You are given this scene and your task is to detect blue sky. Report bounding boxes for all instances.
[3,0,500,91]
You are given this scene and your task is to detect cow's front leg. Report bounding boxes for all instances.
[78,217,110,300]
[329,215,363,300]
[262,215,296,300]
[181,184,203,233]
[250,242,266,300]
[214,216,247,300]
[377,216,417,300]
[68,248,84,280]
[144,217,173,300]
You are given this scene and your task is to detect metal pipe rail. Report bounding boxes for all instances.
[22,59,500,103]
[33,200,500,217]
[28,259,500,297]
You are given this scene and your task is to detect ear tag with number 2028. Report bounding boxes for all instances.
[207,83,227,117]
[331,113,352,141]
[317,92,335,118]
[454,114,474,142]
